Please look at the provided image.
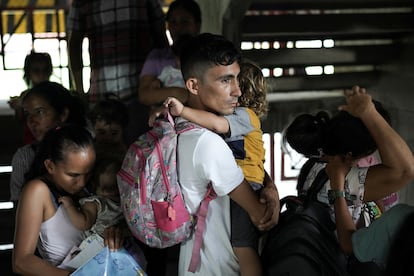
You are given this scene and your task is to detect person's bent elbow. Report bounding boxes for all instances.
[12,254,28,274]
[404,156,414,181]
[397,155,414,186]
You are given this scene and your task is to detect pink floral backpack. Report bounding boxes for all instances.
[117,112,215,271]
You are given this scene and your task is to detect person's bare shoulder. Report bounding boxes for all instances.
[19,179,50,205]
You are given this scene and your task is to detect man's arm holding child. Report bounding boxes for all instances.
[258,171,280,229]
[228,179,267,227]
[229,176,279,231]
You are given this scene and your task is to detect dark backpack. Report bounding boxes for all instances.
[261,158,349,276]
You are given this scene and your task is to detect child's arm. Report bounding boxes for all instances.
[164,97,230,134]
[326,155,356,255]
[58,196,98,231]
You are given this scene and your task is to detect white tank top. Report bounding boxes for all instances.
[37,198,83,266]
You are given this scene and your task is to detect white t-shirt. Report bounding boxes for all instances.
[177,121,244,275]
[158,65,185,88]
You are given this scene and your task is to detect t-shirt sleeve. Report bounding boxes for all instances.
[194,132,244,196]
[79,196,102,214]
[224,107,254,139]
[10,146,34,201]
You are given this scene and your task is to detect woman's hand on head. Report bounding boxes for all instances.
[339,85,375,119]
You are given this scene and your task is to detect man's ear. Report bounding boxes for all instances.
[59,107,69,124]
[44,159,55,174]
[186,78,199,95]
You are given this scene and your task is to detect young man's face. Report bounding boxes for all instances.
[196,62,241,115]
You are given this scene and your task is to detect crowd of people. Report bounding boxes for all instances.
[7,0,414,275]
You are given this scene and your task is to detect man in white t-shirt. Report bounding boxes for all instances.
[173,33,279,275]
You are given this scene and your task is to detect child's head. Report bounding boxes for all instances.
[28,125,95,195]
[23,51,53,87]
[22,81,88,142]
[91,152,123,200]
[90,97,129,147]
[238,60,268,118]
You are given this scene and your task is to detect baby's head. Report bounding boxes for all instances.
[90,97,129,147]
[92,152,124,200]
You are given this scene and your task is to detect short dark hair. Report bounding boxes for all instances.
[284,100,391,159]
[180,33,241,81]
[90,98,129,128]
[166,0,202,24]
[26,125,94,181]
[22,81,88,128]
[23,51,53,86]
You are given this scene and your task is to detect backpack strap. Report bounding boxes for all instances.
[296,158,328,203]
[175,119,200,134]
[296,158,318,192]
[174,116,214,271]
[188,183,217,272]
[165,110,175,127]
[306,166,329,203]
[300,161,335,230]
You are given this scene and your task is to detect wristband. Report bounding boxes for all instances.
[328,189,345,204]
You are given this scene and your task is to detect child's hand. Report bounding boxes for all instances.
[58,196,74,208]
[148,105,167,127]
[163,97,184,117]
